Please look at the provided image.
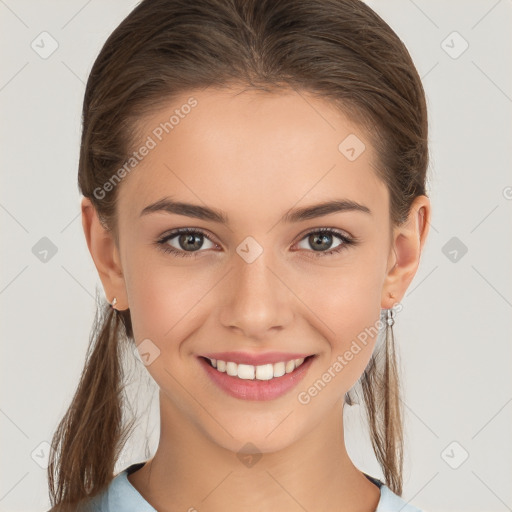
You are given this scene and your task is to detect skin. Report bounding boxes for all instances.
[82,86,430,512]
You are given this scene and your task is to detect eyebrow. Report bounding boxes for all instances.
[139,197,372,223]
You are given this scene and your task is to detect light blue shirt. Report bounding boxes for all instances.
[84,462,425,512]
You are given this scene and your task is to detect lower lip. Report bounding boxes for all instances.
[198,355,316,401]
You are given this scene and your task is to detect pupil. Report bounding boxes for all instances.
[180,233,202,251]
[310,233,332,251]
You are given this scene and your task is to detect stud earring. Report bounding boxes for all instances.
[111,297,118,309]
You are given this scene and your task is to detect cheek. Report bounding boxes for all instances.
[295,253,385,390]
[124,252,214,344]
[298,246,384,326]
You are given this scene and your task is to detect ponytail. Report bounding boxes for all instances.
[346,311,404,495]
[47,298,135,511]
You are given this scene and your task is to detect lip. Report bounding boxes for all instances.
[198,354,316,401]
[200,351,313,366]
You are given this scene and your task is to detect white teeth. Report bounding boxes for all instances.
[206,356,310,380]
[285,360,295,374]
[255,363,274,380]
[273,361,286,377]
[237,363,255,380]
[226,361,238,377]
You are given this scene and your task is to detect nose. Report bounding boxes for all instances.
[218,247,294,340]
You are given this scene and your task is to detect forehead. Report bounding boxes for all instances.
[117,86,388,225]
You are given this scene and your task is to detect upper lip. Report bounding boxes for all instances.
[200,351,315,366]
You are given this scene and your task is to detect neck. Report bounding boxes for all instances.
[128,393,381,512]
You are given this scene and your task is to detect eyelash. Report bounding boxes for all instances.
[155,227,358,259]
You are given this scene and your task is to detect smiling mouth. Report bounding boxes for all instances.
[199,354,316,381]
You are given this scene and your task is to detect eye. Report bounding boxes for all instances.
[155,227,358,259]
[156,228,217,258]
[295,228,357,257]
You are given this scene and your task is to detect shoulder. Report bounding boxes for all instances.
[377,484,426,512]
[363,473,425,512]
[82,465,426,512]
[80,462,156,512]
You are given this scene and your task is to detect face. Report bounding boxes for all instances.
[106,87,399,453]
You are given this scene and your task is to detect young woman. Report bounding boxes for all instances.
[48,0,431,510]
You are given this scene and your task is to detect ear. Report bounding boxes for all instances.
[381,195,431,309]
[81,196,128,309]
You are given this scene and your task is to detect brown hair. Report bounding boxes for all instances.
[47,0,428,509]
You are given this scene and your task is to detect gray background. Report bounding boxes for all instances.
[1,1,511,511]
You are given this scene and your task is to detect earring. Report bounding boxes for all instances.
[386,308,395,327]
[111,297,118,309]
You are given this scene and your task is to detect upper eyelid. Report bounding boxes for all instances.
[295,226,353,241]
[158,227,218,245]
